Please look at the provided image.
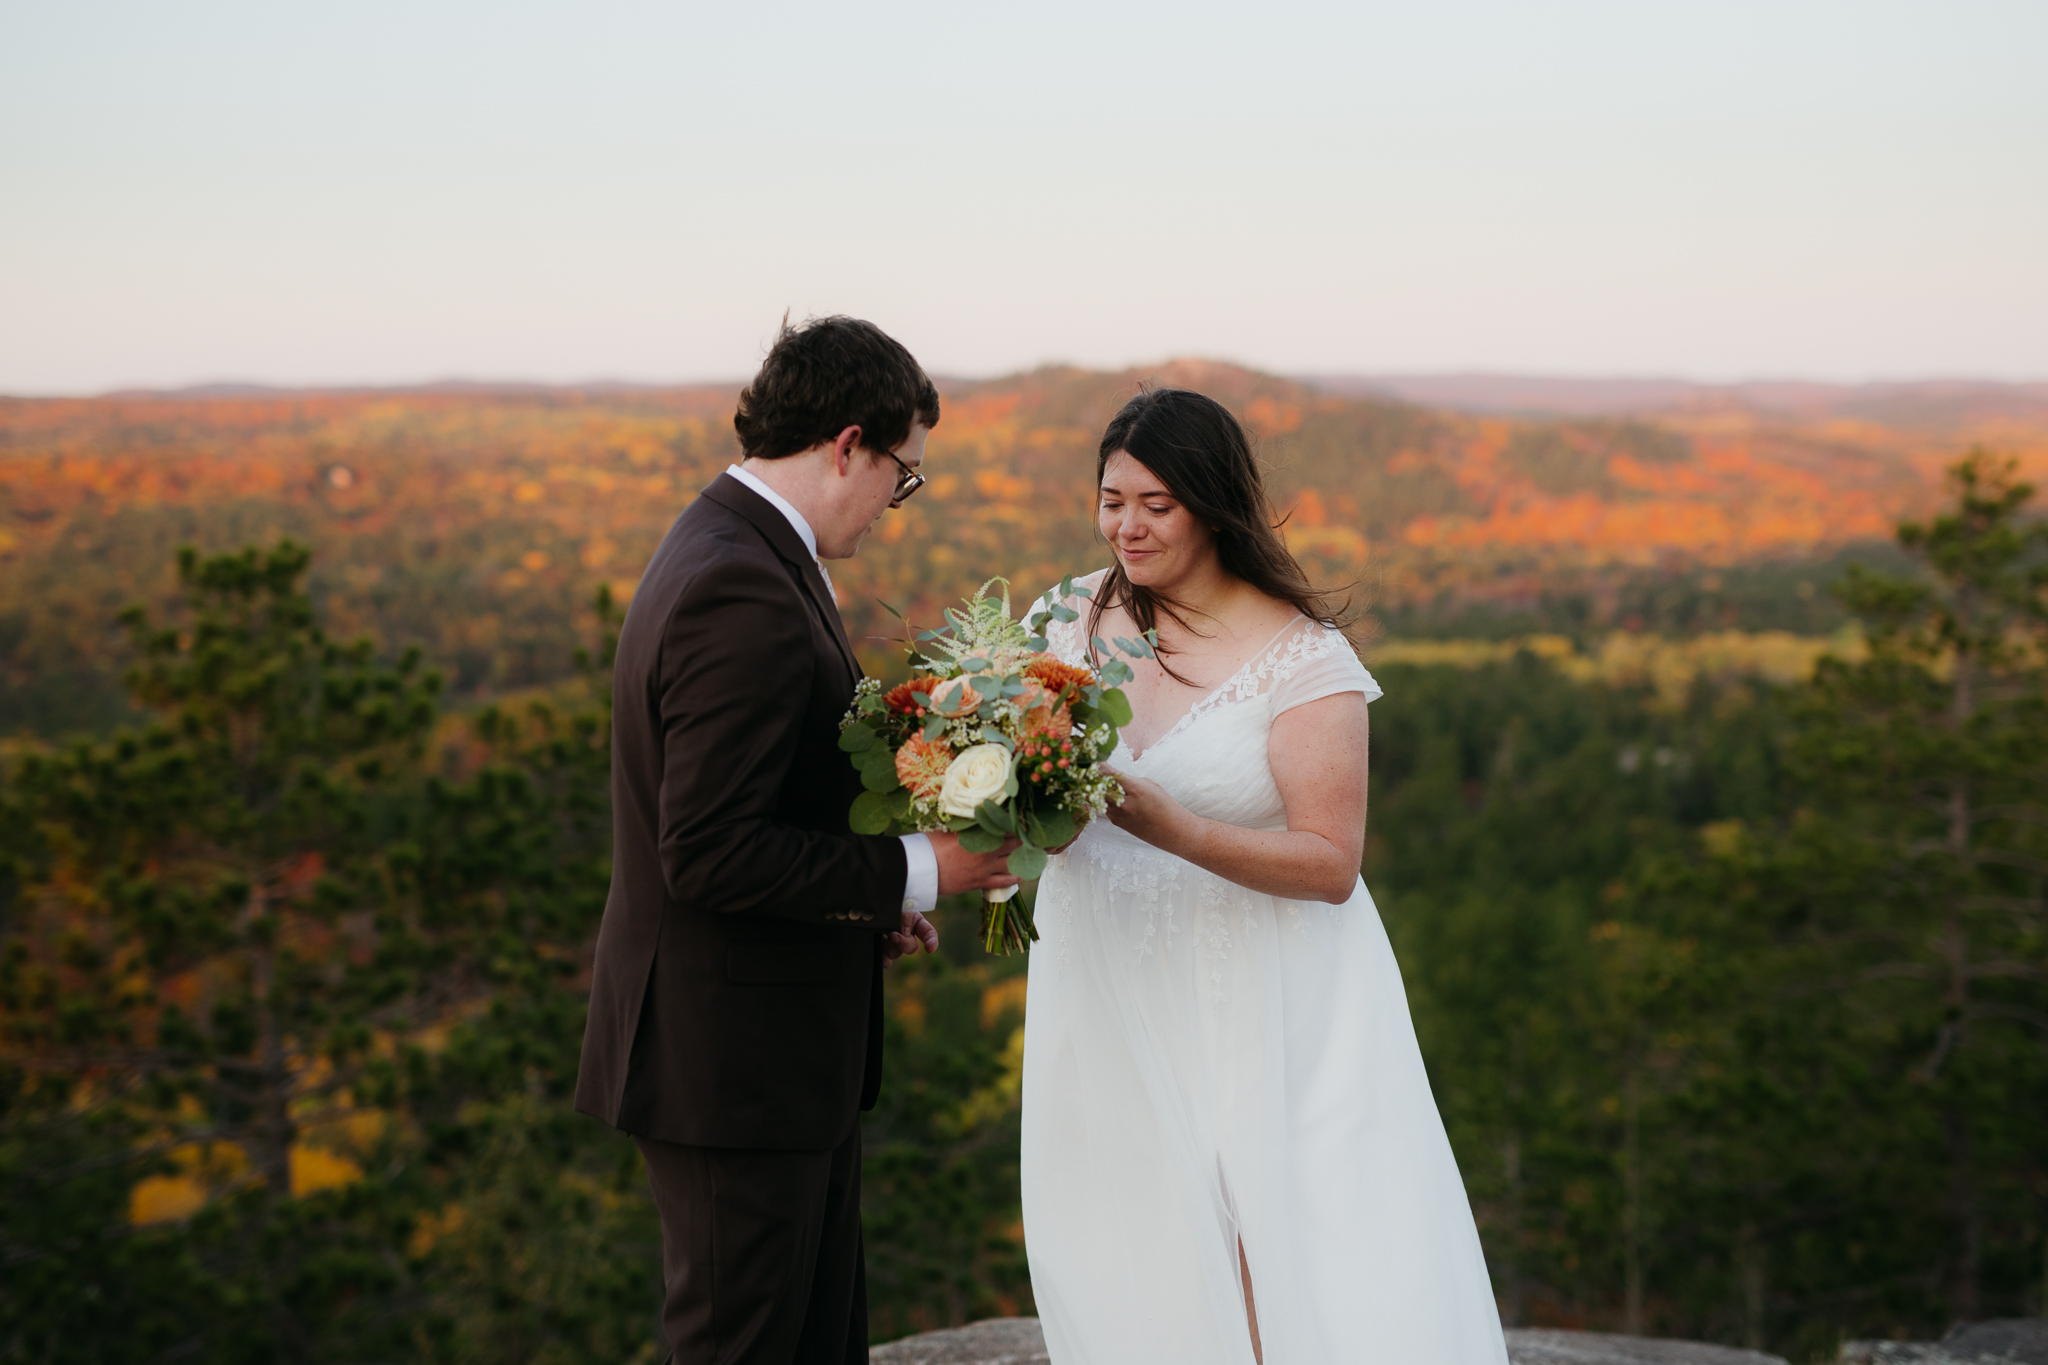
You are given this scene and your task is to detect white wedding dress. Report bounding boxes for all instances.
[1020,573,1508,1365]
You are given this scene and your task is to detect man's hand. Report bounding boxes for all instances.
[882,909,939,966]
[930,829,1022,896]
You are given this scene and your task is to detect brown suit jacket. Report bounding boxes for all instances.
[574,473,908,1151]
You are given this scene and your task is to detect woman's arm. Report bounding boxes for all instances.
[1103,691,1369,903]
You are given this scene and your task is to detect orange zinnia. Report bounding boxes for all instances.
[895,734,952,799]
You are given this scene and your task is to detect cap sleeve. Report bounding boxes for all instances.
[1268,624,1382,717]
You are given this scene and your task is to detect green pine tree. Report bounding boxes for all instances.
[1788,450,2048,1321]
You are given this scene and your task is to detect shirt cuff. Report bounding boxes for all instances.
[898,833,939,918]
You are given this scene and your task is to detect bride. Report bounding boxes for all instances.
[1021,389,1508,1364]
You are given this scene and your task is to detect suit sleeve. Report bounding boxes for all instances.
[655,556,908,931]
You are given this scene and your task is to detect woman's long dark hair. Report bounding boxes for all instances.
[1089,387,1353,683]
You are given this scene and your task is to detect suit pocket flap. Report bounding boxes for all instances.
[725,942,842,985]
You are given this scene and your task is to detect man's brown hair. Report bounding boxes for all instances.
[733,315,940,460]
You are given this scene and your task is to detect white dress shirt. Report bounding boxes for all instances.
[724,463,938,921]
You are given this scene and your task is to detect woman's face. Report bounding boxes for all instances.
[1097,451,1217,593]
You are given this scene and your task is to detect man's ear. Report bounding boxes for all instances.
[831,425,863,476]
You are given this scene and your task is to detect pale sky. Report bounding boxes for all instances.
[2,1,2044,393]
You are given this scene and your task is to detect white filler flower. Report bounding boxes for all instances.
[938,743,1013,818]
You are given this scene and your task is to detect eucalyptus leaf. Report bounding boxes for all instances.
[1091,636,1110,659]
[849,790,895,834]
[922,714,948,740]
[1098,689,1134,727]
[958,826,1004,854]
[838,724,878,753]
[1008,844,1048,880]
[1050,604,1078,622]
[981,726,1014,749]
[1026,635,1049,652]
[975,800,1015,835]
[857,749,902,792]
[1029,808,1076,848]
[887,788,913,819]
[877,598,905,620]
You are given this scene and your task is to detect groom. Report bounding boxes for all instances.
[575,316,1018,1364]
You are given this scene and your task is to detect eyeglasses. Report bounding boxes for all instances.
[883,449,926,505]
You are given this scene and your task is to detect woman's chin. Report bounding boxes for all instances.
[1118,553,1167,585]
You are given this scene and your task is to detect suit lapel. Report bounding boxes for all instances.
[700,474,863,683]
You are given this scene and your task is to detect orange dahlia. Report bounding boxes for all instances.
[1017,678,1073,739]
[883,675,945,715]
[895,734,953,799]
[1023,657,1095,700]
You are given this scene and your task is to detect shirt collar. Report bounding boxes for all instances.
[724,462,819,563]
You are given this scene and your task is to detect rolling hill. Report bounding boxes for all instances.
[4,361,2041,735]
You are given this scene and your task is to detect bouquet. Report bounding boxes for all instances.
[840,577,1154,954]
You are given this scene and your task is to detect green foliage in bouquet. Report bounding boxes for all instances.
[837,577,1153,953]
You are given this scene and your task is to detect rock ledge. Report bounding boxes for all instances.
[1841,1320,2048,1365]
[868,1318,1794,1365]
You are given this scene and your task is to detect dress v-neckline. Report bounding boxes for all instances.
[1119,615,1305,761]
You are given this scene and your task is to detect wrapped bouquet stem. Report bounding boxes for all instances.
[839,576,1154,956]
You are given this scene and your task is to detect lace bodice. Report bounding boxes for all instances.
[1034,570,1380,833]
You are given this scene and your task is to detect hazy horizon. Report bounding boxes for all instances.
[13,368,2047,405]
[5,1,2045,393]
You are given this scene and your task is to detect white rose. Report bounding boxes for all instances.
[938,742,1014,818]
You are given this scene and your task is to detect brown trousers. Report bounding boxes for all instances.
[635,1125,868,1365]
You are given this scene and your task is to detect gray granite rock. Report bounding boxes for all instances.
[1943,1321,2048,1365]
[1507,1329,1787,1365]
[1841,1320,2048,1365]
[868,1318,1049,1365]
[866,1317,1793,1365]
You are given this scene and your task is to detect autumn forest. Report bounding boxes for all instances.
[2,366,2046,1362]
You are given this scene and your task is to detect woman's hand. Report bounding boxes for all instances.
[1102,767,1197,855]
